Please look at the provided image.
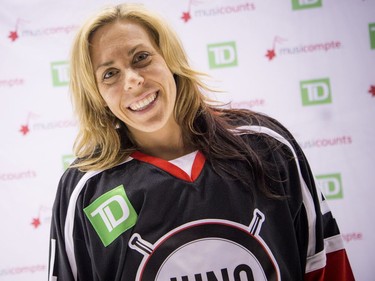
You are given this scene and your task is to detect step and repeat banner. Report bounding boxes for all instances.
[1,0,374,280]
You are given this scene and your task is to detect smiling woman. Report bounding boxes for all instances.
[48,3,355,281]
[90,19,179,153]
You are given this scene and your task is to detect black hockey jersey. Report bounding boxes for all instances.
[48,123,355,281]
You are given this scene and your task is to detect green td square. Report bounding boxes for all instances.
[51,61,69,86]
[292,0,322,10]
[369,23,375,50]
[84,185,138,247]
[62,154,75,170]
[300,78,332,106]
[207,41,238,69]
[316,173,343,200]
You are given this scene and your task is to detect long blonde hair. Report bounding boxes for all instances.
[70,3,282,198]
[70,3,210,171]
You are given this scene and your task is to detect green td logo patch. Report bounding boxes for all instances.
[84,185,137,247]
[300,78,332,106]
[207,41,238,69]
[51,61,69,86]
[316,173,343,200]
[369,23,375,50]
[292,0,322,10]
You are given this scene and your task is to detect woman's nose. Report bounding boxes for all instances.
[124,69,144,91]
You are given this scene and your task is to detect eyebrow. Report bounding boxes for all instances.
[95,44,144,72]
[96,61,114,72]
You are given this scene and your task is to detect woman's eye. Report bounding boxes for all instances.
[103,69,118,80]
[133,52,149,64]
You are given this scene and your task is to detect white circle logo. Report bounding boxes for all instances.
[130,218,280,281]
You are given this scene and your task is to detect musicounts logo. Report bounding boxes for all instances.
[265,36,341,61]
[31,205,52,229]
[0,170,37,181]
[230,99,266,109]
[19,112,39,136]
[0,264,46,277]
[0,78,24,88]
[342,232,363,244]
[299,135,353,150]
[181,0,255,23]
[19,112,77,136]
[7,18,29,42]
[7,18,78,42]
[265,36,287,60]
[368,85,375,97]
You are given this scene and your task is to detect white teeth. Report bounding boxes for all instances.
[129,93,157,111]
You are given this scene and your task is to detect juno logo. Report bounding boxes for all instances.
[316,173,343,200]
[207,41,238,69]
[300,78,332,106]
[51,61,69,86]
[291,0,322,10]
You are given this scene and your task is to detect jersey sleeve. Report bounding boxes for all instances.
[272,122,356,281]
[303,184,355,280]
[240,114,356,280]
[48,169,82,281]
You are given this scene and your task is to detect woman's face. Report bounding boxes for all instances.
[90,19,177,137]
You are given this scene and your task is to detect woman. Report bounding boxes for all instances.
[49,3,355,281]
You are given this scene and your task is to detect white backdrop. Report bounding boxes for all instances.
[1,0,374,280]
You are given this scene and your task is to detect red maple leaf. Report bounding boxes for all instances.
[368,85,375,97]
[8,31,18,42]
[19,125,29,135]
[181,11,191,23]
[265,49,276,60]
[31,218,41,228]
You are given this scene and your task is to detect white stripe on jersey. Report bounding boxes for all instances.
[64,158,133,281]
[325,234,345,254]
[65,170,103,280]
[305,234,345,273]
[49,239,57,281]
[319,195,331,216]
[234,125,318,258]
[305,249,326,273]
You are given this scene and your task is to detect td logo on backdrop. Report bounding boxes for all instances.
[291,0,322,10]
[207,41,238,69]
[300,78,332,106]
[51,61,69,86]
[62,154,75,170]
[369,23,375,50]
[316,173,343,200]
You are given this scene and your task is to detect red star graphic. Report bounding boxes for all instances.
[19,125,29,135]
[368,85,375,97]
[8,31,18,42]
[31,218,41,228]
[181,11,191,23]
[265,49,276,60]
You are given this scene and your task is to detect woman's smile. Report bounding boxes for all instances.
[128,91,158,112]
[90,19,178,136]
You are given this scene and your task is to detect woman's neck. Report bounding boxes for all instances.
[130,125,194,161]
